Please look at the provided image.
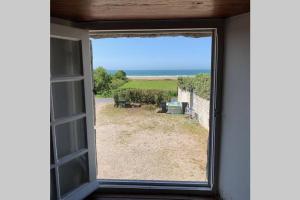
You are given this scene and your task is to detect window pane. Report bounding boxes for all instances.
[59,154,89,197]
[52,81,85,119]
[55,118,87,159]
[51,169,57,200]
[51,129,54,164]
[51,38,83,77]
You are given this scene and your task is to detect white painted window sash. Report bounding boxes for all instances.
[50,23,97,200]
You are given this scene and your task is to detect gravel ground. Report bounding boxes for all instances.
[95,97,114,104]
[95,102,209,182]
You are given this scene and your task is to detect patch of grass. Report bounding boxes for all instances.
[180,118,208,136]
[142,104,157,111]
[100,104,126,117]
[99,103,208,137]
[120,79,177,91]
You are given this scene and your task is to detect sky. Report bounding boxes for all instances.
[91,36,212,70]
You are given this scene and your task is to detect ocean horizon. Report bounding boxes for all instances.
[108,69,210,76]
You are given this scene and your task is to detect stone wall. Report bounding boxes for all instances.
[178,88,210,130]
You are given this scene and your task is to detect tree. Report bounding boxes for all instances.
[111,78,127,90]
[114,70,127,80]
[93,67,112,94]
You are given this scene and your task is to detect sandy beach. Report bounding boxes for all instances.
[127,75,195,80]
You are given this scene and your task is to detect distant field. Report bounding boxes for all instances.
[120,79,178,91]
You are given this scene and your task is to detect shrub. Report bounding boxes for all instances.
[113,88,176,106]
[93,67,112,94]
[177,77,194,91]
[93,67,129,96]
[111,78,127,89]
[177,73,211,100]
[193,74,211,100]
[98,90,112,98]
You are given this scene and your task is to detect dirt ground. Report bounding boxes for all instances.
[95,102,209,182]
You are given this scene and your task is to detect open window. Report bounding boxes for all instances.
[90,28,222,194]
[50,24,98,200]
[50,22,223,199]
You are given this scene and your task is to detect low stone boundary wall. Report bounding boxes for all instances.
[178,88,210,130]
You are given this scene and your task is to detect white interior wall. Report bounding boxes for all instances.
[218,13,250,200]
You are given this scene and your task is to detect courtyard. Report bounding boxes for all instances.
[95,99,209,181]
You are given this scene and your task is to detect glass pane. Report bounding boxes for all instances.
[51,38,83,77]
[51,128,54,164]
[52,81,85,119]
[55,118,87,159]
[59,154,89,197]
[51,169,57,200]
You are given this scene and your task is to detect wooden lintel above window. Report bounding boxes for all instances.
[51,0,250,22]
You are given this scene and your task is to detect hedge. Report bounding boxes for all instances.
[113,88,177,106]
[177,73,211,100]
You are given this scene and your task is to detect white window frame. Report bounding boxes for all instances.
[50,23,98,200]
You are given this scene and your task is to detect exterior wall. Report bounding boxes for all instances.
[177,87,190,103]
[218,13,250,200]
[193,94,210,130]
[178,87,210,130]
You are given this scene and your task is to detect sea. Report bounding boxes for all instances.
[108,69,210,77]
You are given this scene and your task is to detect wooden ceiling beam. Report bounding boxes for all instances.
[51,0,250,22]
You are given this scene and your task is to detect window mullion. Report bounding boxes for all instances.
[51,113,86,126]
[57,149,88,167]
[51,85,61,199]
[51,76,84,83]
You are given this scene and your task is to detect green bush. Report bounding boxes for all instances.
[93,67,112,95]
[111,78,127,90]
[177,73,211,100]
[113,88,176,106]
[93,67,128,96]
[97,90,112,98]
[177,77,194,91]
[193,74,211,100]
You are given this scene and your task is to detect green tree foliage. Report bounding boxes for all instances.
[110,70,128,89]
[113,70,127,80]
[177,73,211,100]
[93,67,129,96]
[111,78,127,90]
[93,67,112,95]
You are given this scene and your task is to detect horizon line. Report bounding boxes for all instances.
[94,68,211,71]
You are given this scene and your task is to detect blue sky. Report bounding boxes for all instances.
[91,36,212,70]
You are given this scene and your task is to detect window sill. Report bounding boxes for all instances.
[92,179,215,197]
[86,193,216,200]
